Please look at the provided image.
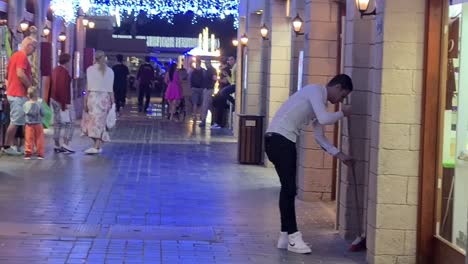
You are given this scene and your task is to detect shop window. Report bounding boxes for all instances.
[438,2,468,255]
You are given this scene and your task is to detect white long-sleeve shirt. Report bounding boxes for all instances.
[266,84,344,156]
[87,64,114,93]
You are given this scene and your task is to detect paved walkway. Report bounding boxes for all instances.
[0,99,366,263]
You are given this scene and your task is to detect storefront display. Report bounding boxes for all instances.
[438,2,468,255]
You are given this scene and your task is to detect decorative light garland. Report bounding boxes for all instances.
[51,0,239,28]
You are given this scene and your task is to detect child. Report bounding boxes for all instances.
[23,87,45,160]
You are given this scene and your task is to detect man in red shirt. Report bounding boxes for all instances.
[3,36,37,156]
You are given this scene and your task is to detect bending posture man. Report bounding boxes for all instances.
[265,74,354,254]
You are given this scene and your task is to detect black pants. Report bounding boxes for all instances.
[114,85,127,112]
[138,83,151,112]
[212,85,236,127]
[264,132,298,234]
[212,95,227,127]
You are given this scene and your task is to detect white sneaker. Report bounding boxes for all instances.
[277,232,288,249]
[84,147,100,155]
[287,232,312,254]
[61,144,75,153]
[3,147,21,156]
[18,146,25,154]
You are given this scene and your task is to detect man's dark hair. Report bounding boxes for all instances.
[59,53,71,65]
[116,54,123,63]
[327,74,353,91]
[145,56,151,63]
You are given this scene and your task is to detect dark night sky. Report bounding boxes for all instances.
[113,12,238,57]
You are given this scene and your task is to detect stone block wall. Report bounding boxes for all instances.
[338,0,374,240]
[337,2,425,264]
[289,0,305,95]
[265,0,293,125]
[297,0,340,202]
[365,0,425,263]
[244,14,264,115]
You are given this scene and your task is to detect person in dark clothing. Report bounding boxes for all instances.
[212,58,236,129]
[199,60,217,127]
[137,56,155,112]
[189,60,205,120]
[112,54,129,113]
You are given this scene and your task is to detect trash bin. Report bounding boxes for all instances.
[238,115,264,165]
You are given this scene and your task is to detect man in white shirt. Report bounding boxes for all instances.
[265,74,354,254]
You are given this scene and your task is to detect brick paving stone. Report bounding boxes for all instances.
[0,99,366,263]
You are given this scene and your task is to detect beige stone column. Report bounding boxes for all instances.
[233,16,245,137]
[75,18,87,77]
[365,0,425,263]
[289,0,305,95]
[51,17,63,67]
[8,0,26,50]
[297,0,341,201]
[337,0,374,240]
[244,13,263,115]
[264,0,292,125]
[64,24,74,55]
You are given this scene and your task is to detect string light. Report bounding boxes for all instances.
[51,0,239,27]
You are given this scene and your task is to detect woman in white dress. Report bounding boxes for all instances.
[81,50,114,154]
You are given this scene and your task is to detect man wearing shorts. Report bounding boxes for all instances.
[3,37,37,155]
[189,60,205,121]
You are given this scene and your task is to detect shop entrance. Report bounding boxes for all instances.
[420,0,467,263]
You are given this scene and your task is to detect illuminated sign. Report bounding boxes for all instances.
[112,35,220,49]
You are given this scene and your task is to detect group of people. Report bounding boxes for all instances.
[141,55,237,126]
[2,36,118,158]
[180,55,237,128]
[1,36,59,159]
[1,36,359,257]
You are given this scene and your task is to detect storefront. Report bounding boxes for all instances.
[420,0,468,263]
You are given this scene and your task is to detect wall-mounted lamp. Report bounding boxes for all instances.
[260,24,269,40]
[88,21,95,29]
[292,14,304,36]
[232,39,239,47]
[82,18,89,27]
[240,34,249,46]
[355,0,376,18]
[42,25,50,37]
[58,32,67,42]
[19,19,29,32]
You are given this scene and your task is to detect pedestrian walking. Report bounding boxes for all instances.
[81,50,114,155]
[199,60,217,127]
[189,60,204,121]
[112,54,129,113]
[137,56,155,112]
[164,63,183,121]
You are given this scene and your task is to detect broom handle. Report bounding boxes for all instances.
[344,98,363,237]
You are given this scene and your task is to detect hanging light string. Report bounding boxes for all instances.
[50,0,239,28]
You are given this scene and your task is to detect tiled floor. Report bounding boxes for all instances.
[0,99,366,263]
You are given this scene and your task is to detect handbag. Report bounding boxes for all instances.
[106,103,116,130]
[60,109,71,123]
[41,100,53,128]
